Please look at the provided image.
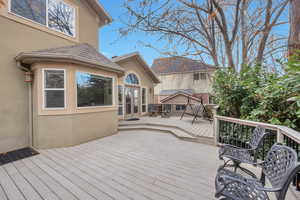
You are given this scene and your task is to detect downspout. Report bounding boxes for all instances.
[17,62,33,147]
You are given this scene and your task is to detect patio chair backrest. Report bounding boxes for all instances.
[261,144,300,198]
[249,126,267,149]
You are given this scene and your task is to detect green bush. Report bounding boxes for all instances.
[212,57,300,131]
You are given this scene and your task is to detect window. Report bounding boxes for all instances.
[48,0,75,36]
[118,85,123,115]
[10,0,75,37]
[142,88,147,112]
[193,73,199,81]
[43,69,65,109]
[176,105,186,111]
[10,0,47,25]
[200,73,206,80]
[125,73,139,85]
[76,72,113,107]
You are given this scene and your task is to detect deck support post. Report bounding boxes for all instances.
[214,117,220,146]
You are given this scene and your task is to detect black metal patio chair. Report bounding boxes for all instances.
[215,144,300,200]
[219,126,269,177]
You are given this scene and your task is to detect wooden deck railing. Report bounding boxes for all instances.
[214,115,300,191]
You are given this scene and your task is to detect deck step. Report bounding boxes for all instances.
[118,124,215,145]
[119,122,197,137]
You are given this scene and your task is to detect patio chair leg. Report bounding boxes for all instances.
[260,172,266,186]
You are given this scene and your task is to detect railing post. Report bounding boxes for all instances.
[214,116,220,146]
[277,128,284,144]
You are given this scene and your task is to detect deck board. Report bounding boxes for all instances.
[22,158,77,200]
[0,130,298,200]
[3,163,42,200]
[0,166,25,200]
[13,160,60,200]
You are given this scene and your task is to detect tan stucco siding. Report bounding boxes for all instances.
[31,63,118,149]
[0,0,100,47]
[117,59,156,104]
[154,71,214,95]
[0,0,102,152]
[33,110,117,149]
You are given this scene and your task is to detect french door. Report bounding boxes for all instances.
[125,86,140,118]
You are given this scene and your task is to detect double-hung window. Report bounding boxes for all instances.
[43,69,66,109]
[10,0,76,37]
[142,88,147,112]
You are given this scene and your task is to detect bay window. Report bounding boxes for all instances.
[43,69,65,109]
[10,0,75,37]
[76,72,113,107]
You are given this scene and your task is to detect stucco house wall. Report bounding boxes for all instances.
[154,71,214,95]
[0,0,107,152]
[117,59,155,104]
[31,63,119,149]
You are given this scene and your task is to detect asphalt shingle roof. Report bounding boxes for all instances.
[16,43,125,74]
[151,57,217,74]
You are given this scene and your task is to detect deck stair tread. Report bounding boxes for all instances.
[118,124,215,145]
[119,116,214,138]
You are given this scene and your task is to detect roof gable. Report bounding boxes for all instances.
[161,92,202,103]
[159,89,194,96]
[112,52,160,83]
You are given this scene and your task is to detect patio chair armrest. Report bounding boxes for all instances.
[219,144,254,161]
[254,186,282,193]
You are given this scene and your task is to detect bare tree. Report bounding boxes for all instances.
[120,0,289,70]
[48,0,75,36]
[288,0,300,55]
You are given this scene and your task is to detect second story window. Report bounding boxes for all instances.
[10,0,75,37]
[193,73,199,81]
[200,73,207,80]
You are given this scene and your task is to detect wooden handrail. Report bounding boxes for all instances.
[214,115,300,144]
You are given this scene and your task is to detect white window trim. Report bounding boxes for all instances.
[124,72,140,86]
[42,68,66,110]
[8,0,76,38]
[141,87,147,113]
[75,71,115,109]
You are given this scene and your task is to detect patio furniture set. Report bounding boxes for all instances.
[149,95,213,123]
[215,126,300,200]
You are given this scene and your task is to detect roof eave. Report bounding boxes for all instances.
[86,0,112,26]
[16,55,125,75]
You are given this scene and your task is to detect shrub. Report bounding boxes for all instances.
[212,57,300,131]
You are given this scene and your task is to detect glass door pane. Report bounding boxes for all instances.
[125,88,132,115]
[133,88,139,114]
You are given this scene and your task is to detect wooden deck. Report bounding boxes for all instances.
[120,116,214,138]
[0,130,298,200]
